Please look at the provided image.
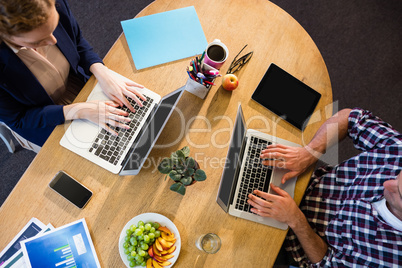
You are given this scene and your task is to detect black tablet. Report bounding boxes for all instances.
[251,63,321,130]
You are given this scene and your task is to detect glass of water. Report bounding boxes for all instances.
[195,233,221,254]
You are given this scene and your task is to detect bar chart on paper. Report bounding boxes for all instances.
[20,219,101,268]
[54,243,76,268]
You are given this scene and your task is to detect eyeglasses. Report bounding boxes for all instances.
[226,44,253,74]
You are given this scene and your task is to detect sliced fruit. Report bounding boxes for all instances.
[153,243,162,256]
[155,238,164,252]
[158,237,173,249]
[157,260,172,267]
[160,254,174,260]
[166,245,176,254]
[161,232,175,242]
[158,226,172,235]
[161,246,176,255]
[146,258,153,268]
[148,247,154,258]
[153,255,165,263]
[152,259,163,268]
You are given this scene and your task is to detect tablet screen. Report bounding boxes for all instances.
[251,63,321,130]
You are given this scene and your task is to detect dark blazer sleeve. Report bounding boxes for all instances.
[0,41,67,146]
[0,85,64,146]
[55,0,103,76]
[0,0,103,146]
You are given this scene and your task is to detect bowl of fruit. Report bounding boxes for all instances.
[119,213,181,267]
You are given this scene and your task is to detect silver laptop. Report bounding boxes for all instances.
[216,104,300,230]
[60,72,184,175]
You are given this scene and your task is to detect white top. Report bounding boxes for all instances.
[372,198,402,232]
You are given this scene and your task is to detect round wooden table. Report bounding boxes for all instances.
[0,0,332,267]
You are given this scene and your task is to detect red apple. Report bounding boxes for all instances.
[222,74,239,90]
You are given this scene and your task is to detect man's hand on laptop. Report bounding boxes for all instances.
[247,184,302,227]
[63,100,131,136]
[260,144,319,184]
[90,63,147,112]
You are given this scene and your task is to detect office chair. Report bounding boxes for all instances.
[0,121,15,153]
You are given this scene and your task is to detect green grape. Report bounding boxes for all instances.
[144,223,152,231]
[130,224,136,232]
[124,220,166,266]
[130,237,136,245]
[139,249,146,257]
[143,235,150,243]
[155,230,161,238]
[134,228,143,236]
[135,254,144,262]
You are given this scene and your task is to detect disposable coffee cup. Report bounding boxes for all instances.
[203,39,229,70]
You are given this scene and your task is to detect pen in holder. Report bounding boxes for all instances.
[185,53,220,99]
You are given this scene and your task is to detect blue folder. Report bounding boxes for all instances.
[121,6,208,70]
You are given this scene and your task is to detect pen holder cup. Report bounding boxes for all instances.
[185,62,218,99]
[185,78,212,99]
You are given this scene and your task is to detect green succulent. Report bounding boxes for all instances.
[158,146,207,195]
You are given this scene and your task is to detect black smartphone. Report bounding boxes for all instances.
[48,171,93,209]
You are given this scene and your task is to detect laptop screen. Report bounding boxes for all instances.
[216,105,247,212]
[120,87,184,175]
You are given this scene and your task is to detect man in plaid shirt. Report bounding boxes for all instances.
[247,108,402,267]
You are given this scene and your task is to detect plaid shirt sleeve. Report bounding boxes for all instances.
[348,108,401,152]
[284,108,402,268]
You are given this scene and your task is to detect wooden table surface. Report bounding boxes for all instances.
[0,0,332,267]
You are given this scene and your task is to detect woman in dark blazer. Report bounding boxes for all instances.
[0,0,144,148]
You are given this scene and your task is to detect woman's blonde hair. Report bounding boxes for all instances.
[0,0,55,37]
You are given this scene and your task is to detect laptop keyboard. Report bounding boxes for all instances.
[89,95,153,166]
[235,136,272,213]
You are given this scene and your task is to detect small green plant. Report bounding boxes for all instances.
[158,146,207,195]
